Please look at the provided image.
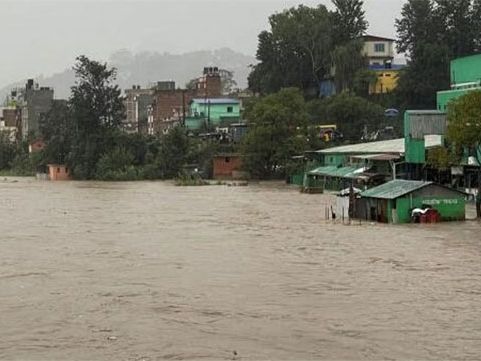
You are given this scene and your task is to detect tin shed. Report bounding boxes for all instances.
[355,180,466,223]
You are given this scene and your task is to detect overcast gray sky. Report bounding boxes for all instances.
[0,0,405,88]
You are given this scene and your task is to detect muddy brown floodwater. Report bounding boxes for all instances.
[1,178,481,361]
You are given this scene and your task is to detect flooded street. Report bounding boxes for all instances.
[1,179,481,360]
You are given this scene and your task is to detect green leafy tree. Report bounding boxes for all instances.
[434,0,475,58]
[248,5,333,96]
[241,88,308,178]
[353,69,378,97]
[0,132,16,170]
[447,90,481,217]
[395,0,450,109]
[332,40,367,93]
[158,126,192,179]
[309,93,385,141]
[40,100,72,165]
[331,0,368,44]
[395,0,481,109]
[472,0,481,51]
[95,146,138,181]
[68,56,125,179]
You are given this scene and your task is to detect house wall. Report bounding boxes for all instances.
[22,87,54,137]
[355,198,390,222]
[436,55,481,111]
[2,108,20,127]
[395,185,466,223]
[151,90,196,133]
[190,102,240,124]
[436,88,480,111]
[184,117,205,130]
[213,156,242,179]
[363,40,394,65]
[196,74,222,98]
[395,196,465,223]
[369,69,400,94]
[450,54,481,85]
[48,165,71,181]
[323,154,346,167]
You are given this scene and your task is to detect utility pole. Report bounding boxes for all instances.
[182,89,186,127]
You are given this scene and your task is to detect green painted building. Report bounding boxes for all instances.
[403,110,447,164]
[355,180,466,224]
[186,98,240,129]
[437,54,481,111]
[300,136,443,192]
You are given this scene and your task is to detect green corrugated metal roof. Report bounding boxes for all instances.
[317,135,442,155]
[361,180,432,200]
[308,166,363,178]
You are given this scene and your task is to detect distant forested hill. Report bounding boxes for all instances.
[0,48,255,100]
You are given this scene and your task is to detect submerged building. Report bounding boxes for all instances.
[354,179,466,223]
[302,135,443,192]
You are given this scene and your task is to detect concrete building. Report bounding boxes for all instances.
[147,69,224,134]
[0,107,21,141]
[355,180,466,223]
[148,87,196,134]
[437,54,481,111]
[21,79,54,138]
[368,64,404,94]
[302,135,444,192]
[435,54,481,196]
[185,98,240,130]
[361,35,405,95]
[195,67,222,98]
[320,35,404,97]
[213,154,242,179]
[124,86,154,134]
[47,164,71,181]
[362,35,395,67]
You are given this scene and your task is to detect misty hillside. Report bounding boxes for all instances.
[0,48,255,100]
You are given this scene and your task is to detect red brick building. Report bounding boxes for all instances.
[48,164,72,181]
[149,89,197,134]
[148,67,223,134]
[213,154,242,179]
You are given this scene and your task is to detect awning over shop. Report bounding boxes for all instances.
[350,153,401,161]
[308,166,366,179]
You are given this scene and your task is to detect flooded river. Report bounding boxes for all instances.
[1,178,481,360]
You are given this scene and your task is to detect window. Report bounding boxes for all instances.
[227,106,233,113]
[374,43,385,53]
[57,168,60,173]
[225,157,230,163]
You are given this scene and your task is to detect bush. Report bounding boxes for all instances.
[95,146,139,181]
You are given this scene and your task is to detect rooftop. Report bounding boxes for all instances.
[191,98,239,105]
[361,179,465,200]
[362,34,396,42]
[361,180,432,199]
[317,135,443,155]
[308,165,365,179]
[369,64,406,71]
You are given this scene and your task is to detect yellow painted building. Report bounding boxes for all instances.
[369,68,402,94]
[361,35,405,95]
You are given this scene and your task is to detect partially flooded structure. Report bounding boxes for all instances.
[47,164,71,181]
[302,135,443,193]
[354,179,466,223]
